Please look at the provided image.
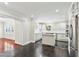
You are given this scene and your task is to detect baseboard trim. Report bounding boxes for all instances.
[23,41,32,45]
[31,38,42,43]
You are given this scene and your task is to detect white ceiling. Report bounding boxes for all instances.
[0,2,71,22]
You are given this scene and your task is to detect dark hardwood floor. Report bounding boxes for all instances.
[0,40,74,57]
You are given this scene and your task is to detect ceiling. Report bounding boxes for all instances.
[0,2,71,22]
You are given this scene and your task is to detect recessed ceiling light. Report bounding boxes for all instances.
[4,2,8,5]
[56,9,59,12]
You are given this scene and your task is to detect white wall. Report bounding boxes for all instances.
[0,22,3,38]
[15,20,24,45]
[30,19,35,43]
[53,22,66,33]
[22,18,32,45]
[35,21,66,33]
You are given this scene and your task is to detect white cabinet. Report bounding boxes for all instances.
[42,33,55,46]
[34,33,42,42]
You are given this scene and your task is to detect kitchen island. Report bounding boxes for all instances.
[42,33,56,46]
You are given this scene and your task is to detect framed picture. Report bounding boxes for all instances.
[46,25,51,31]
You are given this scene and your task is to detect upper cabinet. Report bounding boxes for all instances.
[70,2,78,16]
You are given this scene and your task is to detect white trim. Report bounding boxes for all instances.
[15,41,32,46]
[22,41,32,45]
[31,39,42,43]
[31,40,36,43]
